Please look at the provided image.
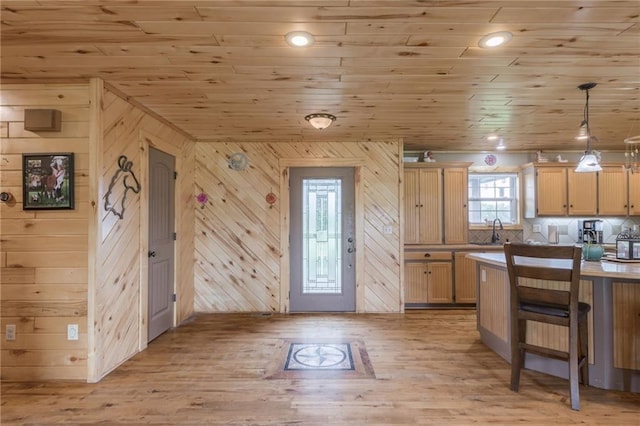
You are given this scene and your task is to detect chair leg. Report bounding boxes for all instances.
[511,319,526,392]
[579,318,589,386]
[569,326,581,411]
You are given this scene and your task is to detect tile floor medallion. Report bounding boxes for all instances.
[264,338,375,380]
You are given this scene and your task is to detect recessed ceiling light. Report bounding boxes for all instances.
[487,134,499,141]
[478,31,512,48]
[285,31,315,48]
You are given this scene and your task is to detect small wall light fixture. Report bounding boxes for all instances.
[285,31,315,47]
[478,31,512,48]
[305,113,336,130]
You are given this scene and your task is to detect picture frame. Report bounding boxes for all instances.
[22,152,74,210]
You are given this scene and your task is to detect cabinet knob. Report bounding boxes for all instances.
[424,253,431,258]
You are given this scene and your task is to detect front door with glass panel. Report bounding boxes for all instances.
[289,167,355,312]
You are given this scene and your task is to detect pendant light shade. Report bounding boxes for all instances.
[305,113,336,130]
[575,82,602,173]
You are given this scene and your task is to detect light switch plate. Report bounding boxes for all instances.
[67,324,79,341]
[6,324,16,341]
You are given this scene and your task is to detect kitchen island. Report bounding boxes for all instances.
[467,252,640,393]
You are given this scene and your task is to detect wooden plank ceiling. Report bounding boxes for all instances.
[1,1,639,152]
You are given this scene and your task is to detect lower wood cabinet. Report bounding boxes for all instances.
[404,251,452,304]
[454,252,477,304]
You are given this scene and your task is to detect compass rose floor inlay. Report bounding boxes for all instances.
[264,338,375,380]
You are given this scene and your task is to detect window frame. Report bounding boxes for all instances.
[468,172,519,225]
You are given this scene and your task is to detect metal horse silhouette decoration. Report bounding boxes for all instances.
[104,155,141,219]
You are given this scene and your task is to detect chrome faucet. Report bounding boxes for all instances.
[491,218,504,243]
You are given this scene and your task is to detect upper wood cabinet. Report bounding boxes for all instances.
[404,162,471,245]
[528,165,596,216]
[597,166,640,216]
[524,163,635,217]
[443,167,469,244]
[629,172,640,216]
[598,166,628,216]
[404,167,442,244]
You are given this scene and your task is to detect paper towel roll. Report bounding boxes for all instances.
[548,224,559,244]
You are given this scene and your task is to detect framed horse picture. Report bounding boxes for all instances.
[22,153,74,210]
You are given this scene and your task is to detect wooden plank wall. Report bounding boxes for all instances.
[93,83,194,381]
[613,282,640,371]
[0,84,91,381]
[194,141,402,313]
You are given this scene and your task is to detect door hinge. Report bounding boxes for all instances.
[172,294,177,302]
[173,171,177,180]
[173,232,177,241]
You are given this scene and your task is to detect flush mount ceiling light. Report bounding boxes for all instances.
[305,113,336,130]
[285,31,315,47]
[478,31,512,48]
[575,82,603,173]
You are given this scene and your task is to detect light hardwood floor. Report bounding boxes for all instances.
[2,310,639,425]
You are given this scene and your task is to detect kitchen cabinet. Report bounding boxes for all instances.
[404,251,452,305]
[630,171,640,216]
[443,167,469,244]
[598,166,628,215]
[404,162,470,244]
[524,163,597,217]
[404,167,442,244]
[598,166,640,216]
[454,252,477,304]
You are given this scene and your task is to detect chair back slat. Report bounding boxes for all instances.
[518,285,570,306]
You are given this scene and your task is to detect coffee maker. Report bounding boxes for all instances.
[578,219,603,244]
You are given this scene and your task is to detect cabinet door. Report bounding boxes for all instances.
[629,172,640,216]
[598,167,628,216]
[419,169,443,244]
[403,170,421,244]
[443,168,468,244]
[536,167,567,216]
[427,262,453,303]
[404,262,428,303]
[454,252,476,304]
[567,170,597,216]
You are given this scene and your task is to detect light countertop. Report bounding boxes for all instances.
[467,252,640,280]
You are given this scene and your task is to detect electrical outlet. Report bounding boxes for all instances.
[532,224,542,233]
[67,324,79,341]
[383,225,393,234]
[6,324,16,341]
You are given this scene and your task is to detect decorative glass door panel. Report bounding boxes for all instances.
[303,178,342,294]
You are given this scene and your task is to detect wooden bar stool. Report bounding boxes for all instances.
[504,243,590,411]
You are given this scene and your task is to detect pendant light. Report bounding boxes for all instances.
[575,82,602,173]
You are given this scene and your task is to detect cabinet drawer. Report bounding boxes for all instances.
[405,251,452,261]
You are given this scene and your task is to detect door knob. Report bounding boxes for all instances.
[148,251,156,258]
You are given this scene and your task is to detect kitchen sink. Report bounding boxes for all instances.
[472,242,504,246]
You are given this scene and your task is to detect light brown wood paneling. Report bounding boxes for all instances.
[194,140,401,313]
[1,2,638,152]
[0,83,90,382]
[479,265,510,343]
[613,282,640,371]
[598,166,629,216]
[91,83,194,382]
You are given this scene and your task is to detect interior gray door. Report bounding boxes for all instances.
[289,167,356,312]
[148,147,175,342]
